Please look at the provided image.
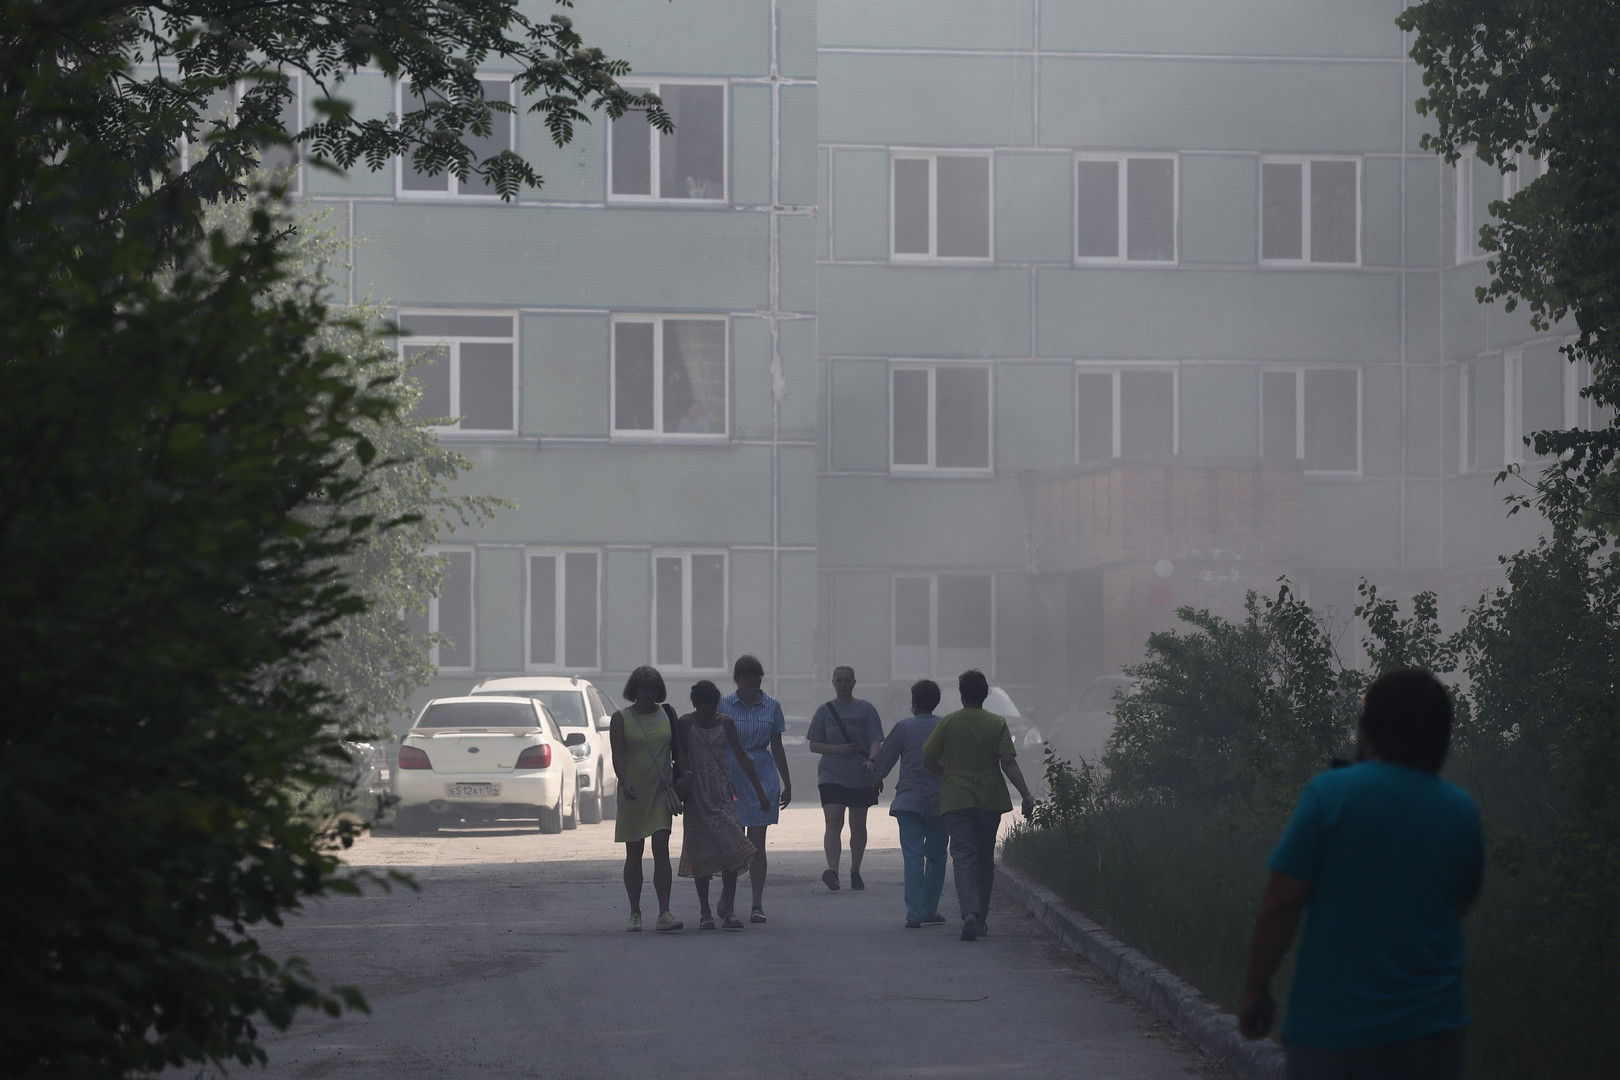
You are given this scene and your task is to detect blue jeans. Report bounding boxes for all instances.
[893,810,948,922]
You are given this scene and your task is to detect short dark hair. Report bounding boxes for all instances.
[690,680,721,708]
[733,654,764,681]
[833,664,855,679]
[1361,668,1452,774]
[622,665,667,704]
[911,679,941,714]
[958,669,989,708]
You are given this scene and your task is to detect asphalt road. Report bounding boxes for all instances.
[227,800,1225,1080]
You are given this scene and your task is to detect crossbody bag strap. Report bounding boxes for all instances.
[824,701,865,754]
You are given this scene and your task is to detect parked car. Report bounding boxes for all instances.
[1027,675,1136,765]
[394,696,581,835]
[468,675,618,824]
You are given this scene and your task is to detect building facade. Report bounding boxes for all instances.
[281,0,1581,725]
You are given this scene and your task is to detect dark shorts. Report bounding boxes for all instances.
[1285,1028,1465,1080]
[819,783,878,809]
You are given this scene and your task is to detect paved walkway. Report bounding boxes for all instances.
[228,804,1224,1079]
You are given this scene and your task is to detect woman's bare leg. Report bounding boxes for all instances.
[623,838,645,915]
[747,826,769,910]
[651,830,674,915]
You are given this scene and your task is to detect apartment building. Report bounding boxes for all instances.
[276,0,1577,724]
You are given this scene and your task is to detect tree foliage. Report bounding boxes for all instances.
[1,2,645,1074]
[1105,586,1360,816]
[1398,1,1620,527]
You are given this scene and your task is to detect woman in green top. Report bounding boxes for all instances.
[609,666,684,933]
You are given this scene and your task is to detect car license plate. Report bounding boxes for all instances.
[446,783,499,798]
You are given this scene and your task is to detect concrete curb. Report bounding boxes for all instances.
[998,864,1285,1080]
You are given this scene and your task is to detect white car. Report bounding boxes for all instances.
[394,696,582,835]
[469,675,619,824]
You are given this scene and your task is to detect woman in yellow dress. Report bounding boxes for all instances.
[609,666,684,932]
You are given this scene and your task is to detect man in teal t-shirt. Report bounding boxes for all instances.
[922,669,1034,942]
[1240,668,1484,1079]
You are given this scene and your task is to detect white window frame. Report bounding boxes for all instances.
[1258,155,1362,267]
[609,314,730,442]
[397,310,519,436]
[889,150,995,263]
[523,548,602,673]
[1072,153,1179,265]
[425,545,476,672]
[650,549,729,674]
[1458,363,1478,475]
[607,79,729,204]
[177,76,305,196]
[1073,364,1181,459]
[1455,150,1487,265]
[394,74,515,200]
[1258,366,1364,476]
[1564,345,1602,432]
[888,361,996,475]
[889,572,997,681]
[1500,150,1547,201]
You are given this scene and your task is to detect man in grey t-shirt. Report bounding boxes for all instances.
[807,665,885,891]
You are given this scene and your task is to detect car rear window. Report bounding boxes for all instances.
[478,689,589,728]
[417,701,538,728]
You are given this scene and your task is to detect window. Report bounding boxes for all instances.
[611,316,728,438]
[526,550,600,671]
[396,76,513,198]
[892,573,994,679]
[1260,368,1361,473]
[1564,354,1611,432]
[399,312,517,434]
[1500,150,1547,201]
[890,364,993,472]
[177,77,304,194]
[1260,157,1360,265]
[1504,349,1566,464]
[652,551,727,672]
[1459,364,1478,474]
[409,548,475,671]
[1453,150,1497,264]
[891,152,993,260]
[1075,155,1177,263]
[1076,367,1178,459]
[610,82,726,201]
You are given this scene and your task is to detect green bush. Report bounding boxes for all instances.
[1012,540,1619,1079]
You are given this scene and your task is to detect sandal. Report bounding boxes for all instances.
[721,914,745,931]
[698,914,717,930]
[750,906,767,923]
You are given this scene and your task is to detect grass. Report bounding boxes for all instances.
[1003,803,1617,1080]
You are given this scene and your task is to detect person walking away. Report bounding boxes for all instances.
[609,666,685,933]
[808,665,885,891]
[674,680,770,930]
[1239,667,1484,1080]
[922,669,1034,941]
[870,678,949,928]
[720,654,793,923]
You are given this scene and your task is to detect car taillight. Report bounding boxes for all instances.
[514,745,552,769]
[398,745,432,770]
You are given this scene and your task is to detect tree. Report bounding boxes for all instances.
[1398,2,1620,528]
[1104,586,1359,815]
[0,3,649,1073]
